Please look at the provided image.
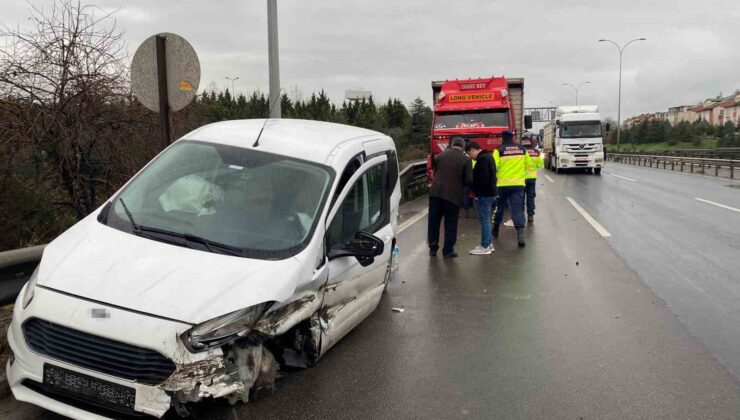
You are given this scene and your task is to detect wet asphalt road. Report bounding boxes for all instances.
[4,165,740,419]
[550,163,740,380]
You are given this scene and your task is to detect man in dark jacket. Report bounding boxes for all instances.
[465,141,497,255]
[428,137,473,258]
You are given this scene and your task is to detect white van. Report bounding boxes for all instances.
[6,119,401,418]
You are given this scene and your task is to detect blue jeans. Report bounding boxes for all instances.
[476,196,496,247]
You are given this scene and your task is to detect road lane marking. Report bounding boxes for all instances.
[544,175,554,183]
[694,198,740,214]
[609,173,636,182]
[398,208,429,233]
[566,197,612,237]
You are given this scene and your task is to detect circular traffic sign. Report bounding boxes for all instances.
[131,33,200,112]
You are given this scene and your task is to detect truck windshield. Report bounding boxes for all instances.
[434,109,509,129]
[102,141,333,260]
[560,121,602,138]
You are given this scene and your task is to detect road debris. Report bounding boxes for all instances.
[391,307,406,313]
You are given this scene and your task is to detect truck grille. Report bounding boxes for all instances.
[564,143,599,153]
[23,318,176,385]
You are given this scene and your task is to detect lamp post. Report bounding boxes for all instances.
[599,37,646,152]
[225,76,239,95]
[562,82,590,106]
[267,0,281,118]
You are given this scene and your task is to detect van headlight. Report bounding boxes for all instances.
[181,302,271,352]
[22,267,39,309]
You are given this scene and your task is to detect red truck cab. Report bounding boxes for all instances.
[427,77,529,183]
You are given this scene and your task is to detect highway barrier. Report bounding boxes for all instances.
[608,153,739,180]
[617,147,740,160]
[399,160,428,199]
[0,245,45,306]
[0,162,430,305]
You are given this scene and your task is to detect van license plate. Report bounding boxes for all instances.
[43,364,136,411]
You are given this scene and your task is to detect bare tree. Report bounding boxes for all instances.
[0,0,130,219]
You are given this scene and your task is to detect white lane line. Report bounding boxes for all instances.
[609,173,636,182]
[544,175,555,183]
[694,198,740,214]
[398,208,429,233]
[566,197,612,237]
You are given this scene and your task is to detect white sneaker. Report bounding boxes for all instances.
[469,245,492,255]
[487,244,495,253]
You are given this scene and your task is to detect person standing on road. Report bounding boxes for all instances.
[428,137,473,258]
[465,141,497,255]
[521,133,543,224]
[492,130,534,247]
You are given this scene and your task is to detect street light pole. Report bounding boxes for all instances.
[562,82,590,106]
[267,0,281,118]
[599,37,646,152]
[225,76,239,95]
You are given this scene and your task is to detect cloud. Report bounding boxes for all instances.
[3,0,738,120]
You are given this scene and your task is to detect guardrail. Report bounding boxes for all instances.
[0,245,45,306]
[617,148,740,160]
[0,161,430,306]
[608,153,739,180]
[399,160,428,198]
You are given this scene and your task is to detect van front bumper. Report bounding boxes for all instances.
[6,286,227,418]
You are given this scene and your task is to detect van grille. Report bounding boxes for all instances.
[23,318,176,385]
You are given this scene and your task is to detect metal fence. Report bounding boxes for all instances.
[618,148,740,160]
[399,160,427,196]
[608,153,739,180]
[0,161,430,306]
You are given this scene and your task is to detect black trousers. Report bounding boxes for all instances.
[428,197,460,255]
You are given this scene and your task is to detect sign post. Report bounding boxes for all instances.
[155,35,171,147]
[131,33,200,148]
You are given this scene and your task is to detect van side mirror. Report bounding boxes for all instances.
[328,231,384,267]
[524,115,533,129]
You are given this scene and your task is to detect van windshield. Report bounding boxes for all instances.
[103,141,334,260]
[560,121,602,138]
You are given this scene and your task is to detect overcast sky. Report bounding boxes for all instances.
[3,0,739,120]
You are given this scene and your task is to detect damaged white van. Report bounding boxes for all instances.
[6,119,401,418]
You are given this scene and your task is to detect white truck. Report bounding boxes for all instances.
[542,105,607,175]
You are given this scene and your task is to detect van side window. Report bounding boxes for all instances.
[327,162,387,249]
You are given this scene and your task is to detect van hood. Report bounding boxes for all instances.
[36,215,301,324]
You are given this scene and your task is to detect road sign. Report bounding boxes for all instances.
[131,33,200,113]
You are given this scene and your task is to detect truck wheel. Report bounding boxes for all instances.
[594,168,602,175]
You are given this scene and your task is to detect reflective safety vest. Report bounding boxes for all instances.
[493,144,534,187]
[524,147,544,179]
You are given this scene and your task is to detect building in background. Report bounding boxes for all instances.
[667,105,698,125]
[717,91,740,126]
[625,89,740,128]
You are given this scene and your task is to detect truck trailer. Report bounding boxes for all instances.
[427,77,531,182]
[542,105,606,175]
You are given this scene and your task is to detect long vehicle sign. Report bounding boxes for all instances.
[448,92,494,102]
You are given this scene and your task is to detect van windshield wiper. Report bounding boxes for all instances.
[118,198,141,234]
[118,198,243,257]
